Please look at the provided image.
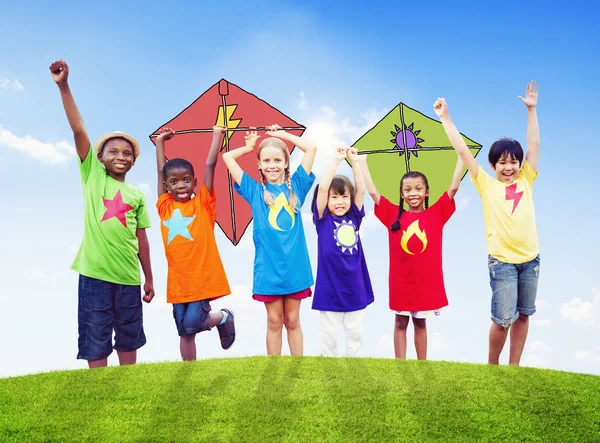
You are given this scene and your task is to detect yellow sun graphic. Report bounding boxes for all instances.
[334,220,359,254]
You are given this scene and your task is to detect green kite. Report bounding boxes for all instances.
[353,103,481,204]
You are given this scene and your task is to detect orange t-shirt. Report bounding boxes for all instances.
[157,186,231,304]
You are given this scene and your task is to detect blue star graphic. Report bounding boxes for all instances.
[163,209,196,244]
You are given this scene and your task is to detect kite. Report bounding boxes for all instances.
[149,79,305,245]
[352,103,482,204]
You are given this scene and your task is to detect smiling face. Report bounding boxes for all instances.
[257,140,289,185]
[327,186,352,217]
[491,153,521,183]
[401,176,429,212]
[164,166,197,202]
[98,138,135,179]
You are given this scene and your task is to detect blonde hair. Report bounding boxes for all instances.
[257,137,299,212]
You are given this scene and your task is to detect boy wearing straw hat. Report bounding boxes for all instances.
[50,59,154,369]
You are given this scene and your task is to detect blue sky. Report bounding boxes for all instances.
[1,0,599,377]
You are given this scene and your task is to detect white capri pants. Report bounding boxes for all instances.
[320,310,365,357]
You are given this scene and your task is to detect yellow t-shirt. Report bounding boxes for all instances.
[471,160,539,264]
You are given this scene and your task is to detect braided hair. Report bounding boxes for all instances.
[390,171,430,233]
[257,138,299,211]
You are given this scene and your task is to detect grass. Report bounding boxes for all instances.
[0,357,599,442]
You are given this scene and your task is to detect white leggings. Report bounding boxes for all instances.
[319,310,365,357]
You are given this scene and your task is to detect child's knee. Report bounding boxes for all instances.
[267,315,284,331]
[284,315,301,331]
[395,315,409,330]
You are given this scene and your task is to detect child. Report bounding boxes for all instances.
[311,146,374,357]
[154,126,235,361]
[222,124,317,356]
[50,59,154,368]
[435,81,541,366]
[360,137,464,360]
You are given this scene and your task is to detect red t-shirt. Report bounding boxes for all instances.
[374,192,455,311]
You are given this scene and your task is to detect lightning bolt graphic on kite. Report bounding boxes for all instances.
[149,79,305,246]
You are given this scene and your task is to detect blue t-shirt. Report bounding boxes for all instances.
[234,165,315,295]
[312,201,374,312]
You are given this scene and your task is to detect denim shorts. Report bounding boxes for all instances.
[173,300,212,337]
[488,254,540,328]
[77,275,146,360]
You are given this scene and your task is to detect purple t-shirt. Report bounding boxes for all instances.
[312,201,374,312]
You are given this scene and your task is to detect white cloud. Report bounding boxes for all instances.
[530,319,552,328]
[297,92,307,110]
[24,267,65,284]
[560,290,599,327]
[455,194,471,211]
[136,182,150,195]
[0,126,75,164]
[0,78,24,91]
[522,340,552,369]
[430,331,448,352]
[575,347,600,364]
[291,102,387,180]
[372,333,393,358]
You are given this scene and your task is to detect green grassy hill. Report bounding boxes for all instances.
[1,357,598,442]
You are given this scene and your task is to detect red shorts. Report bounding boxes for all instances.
[252,288,312,303]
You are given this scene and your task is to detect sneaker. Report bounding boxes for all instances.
[216,309,235,350]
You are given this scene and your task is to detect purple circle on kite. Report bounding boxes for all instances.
[396,130,417,150]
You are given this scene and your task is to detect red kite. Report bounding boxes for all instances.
[150,79,305,245]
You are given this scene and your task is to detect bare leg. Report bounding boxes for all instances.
[208,311,224,328]
[180,335,197,361]
[413,318,427,360]
[509,315,529,365]
[394,315,410,359]
[88,358,108,368]
[116,350,136,366]
[488,322,509,364]
[264,299,284,355]
[283,297,303,356]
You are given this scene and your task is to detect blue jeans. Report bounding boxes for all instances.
[77,275,146,360]
[488,255,540,328]
[173,300,212,337]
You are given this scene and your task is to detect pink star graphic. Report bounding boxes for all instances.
[101,190,134,227]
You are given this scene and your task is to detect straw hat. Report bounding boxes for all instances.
[94,131,140,159]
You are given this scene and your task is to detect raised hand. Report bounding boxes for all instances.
[245,128,260,149]
[518,80,539,108]
[433,97,449,119]
[212,125,227,137]
[265,124,285,137]
[49,59,69,85]
[333,146,348,160]
[347,147,360,162]
[156,127,176,142]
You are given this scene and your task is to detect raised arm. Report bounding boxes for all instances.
[434,98,479,179]
[358,154,381,205]
[447,153,465,201]
[49,60,90,162]
[204,126,226,193]
[155,127,175,197]
[221,130,259,186]
[316,147,347,218]
[266,124,317,175]
[519,81,540,172]
[347,148,366,210]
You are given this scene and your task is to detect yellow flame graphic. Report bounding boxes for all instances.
[268,193,295,231]
[400,220,427,255]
